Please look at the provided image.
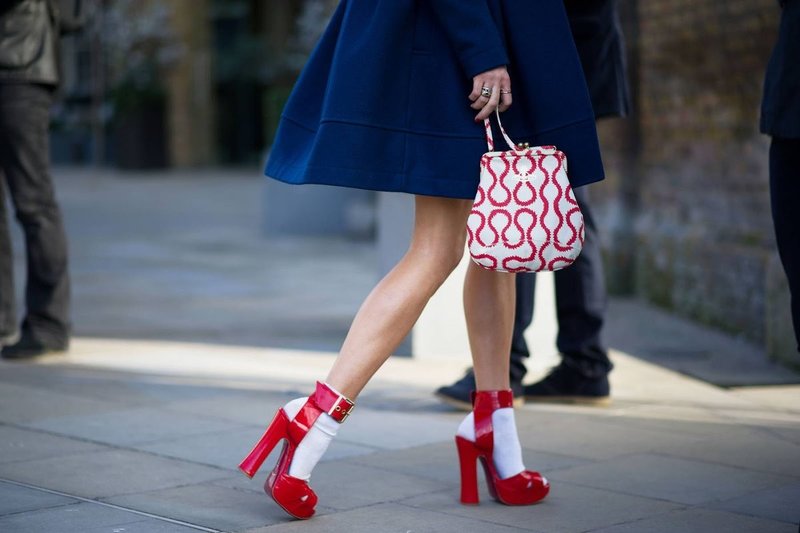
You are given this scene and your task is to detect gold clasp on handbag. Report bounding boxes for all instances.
[516,142,530,150]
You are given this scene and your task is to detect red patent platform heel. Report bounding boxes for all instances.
[238,381,354,519]
[456,389,549,506]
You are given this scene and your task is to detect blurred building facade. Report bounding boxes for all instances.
[55,0,321,168]
[595,0,794,365]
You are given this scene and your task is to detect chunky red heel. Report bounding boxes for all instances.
[238,381,354,520]
[456,435,481,504]
[239,410,290,478]
[456,389,549,506]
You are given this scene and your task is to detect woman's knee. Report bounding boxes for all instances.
[407,195,471,278]
[439,242,466,276]
[409,239,464,280]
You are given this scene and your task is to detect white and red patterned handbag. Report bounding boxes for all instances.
[467,111,585,273]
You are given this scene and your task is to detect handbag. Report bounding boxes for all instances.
[466,111,585,273]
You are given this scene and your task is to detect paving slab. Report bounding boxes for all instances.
[604,351,757,409]
[0,425,106,464]
[599,405,747,437]
[714,407,800,430]
[548,453,794,505]
[605,299,799,387]
[23,407,249,447]
[335,407,457,450]
[211,473,279,496]
[242,502,531,533]
[515,412,707,461]
[299,461,449,511]
[0,502,203,533]
[103,483,288,531]
[348,441,590,486]
[133,425,376,477]
[708,481,800,525]
[135,426,278,471]
[654,427,800,477]
[51,169,375,353]
[0,481,77,516]
[346,441,462,484]
[0,382,127,424]
[728,385,800,414]
[0,449,228,499]
[165,393,292,426]
[399,482,683,533]
[589,507,797,533]
[0,363,193,407]
[767,425,800,446]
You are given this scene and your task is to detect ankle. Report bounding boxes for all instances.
[283,382,354,481]
[457,407,525,480]
[490,408,525,479]
[287,409,339,481]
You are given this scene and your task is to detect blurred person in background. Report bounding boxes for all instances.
[762,0,800,352]
[437,0,631,409]
[239,0,605,520]
[0,0,83,359]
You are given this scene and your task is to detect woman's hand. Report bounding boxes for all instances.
[469,66,512,122]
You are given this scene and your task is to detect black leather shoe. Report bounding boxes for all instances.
[1,335,68,360]
[524,364,611,406]
[435,368,524,411]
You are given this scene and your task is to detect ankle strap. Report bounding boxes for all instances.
[287,382,355,444]
[472,389,514,411]
[472,389,514,454]
[311,381,355,423]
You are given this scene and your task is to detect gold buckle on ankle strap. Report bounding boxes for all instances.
[327,394,355,422]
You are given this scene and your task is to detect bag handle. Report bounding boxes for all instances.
[483,109,518,152]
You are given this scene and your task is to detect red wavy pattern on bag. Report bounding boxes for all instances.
[467,145,584,273]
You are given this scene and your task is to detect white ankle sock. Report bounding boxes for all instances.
[457,408,526,479]
[283,397,340,481]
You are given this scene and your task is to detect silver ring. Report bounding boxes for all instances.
[500,89,512,94]
[480,87,493,98]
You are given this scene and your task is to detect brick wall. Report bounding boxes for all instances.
[594,0,795,362]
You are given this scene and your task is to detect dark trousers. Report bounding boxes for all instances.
[510,186,612,382]
[770,137,800,352]
[0,83,70,344]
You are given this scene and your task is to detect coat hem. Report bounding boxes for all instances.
[266,161,479,200]
[282,113,600,143]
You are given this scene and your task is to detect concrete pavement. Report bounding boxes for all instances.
[0,167,798,532]
[1,341,799,532]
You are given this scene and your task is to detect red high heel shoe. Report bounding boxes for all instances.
[456,389,549,505]
[238,381,355,519]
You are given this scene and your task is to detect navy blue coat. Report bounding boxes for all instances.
[266,0,605,199]
[761,0,800,139]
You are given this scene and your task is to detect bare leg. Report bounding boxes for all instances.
[460,263,529,483]
[326,195,472,399]
[464,261,516,391]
